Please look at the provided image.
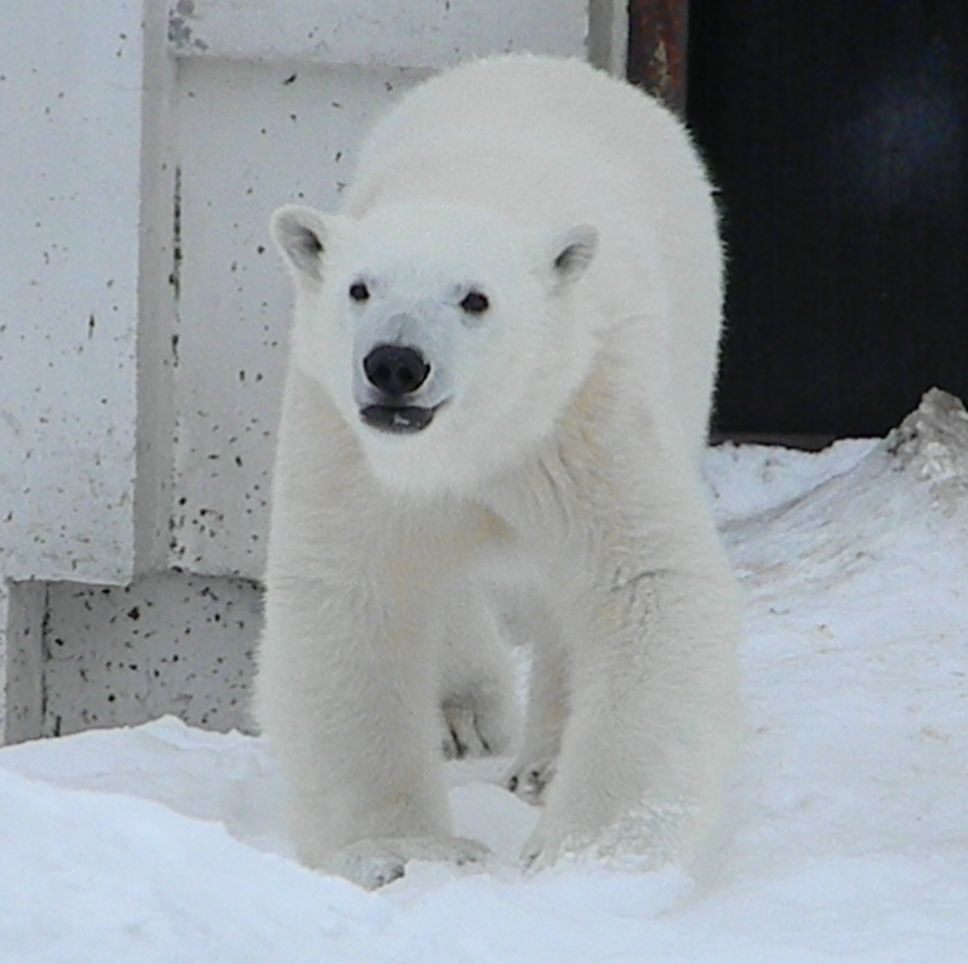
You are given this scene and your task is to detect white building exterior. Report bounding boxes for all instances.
[0,0,627,743]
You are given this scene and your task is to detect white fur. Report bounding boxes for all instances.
[257,55,742,887]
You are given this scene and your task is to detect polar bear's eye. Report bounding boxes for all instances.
[460,290,489,315]
[349,282,370,302]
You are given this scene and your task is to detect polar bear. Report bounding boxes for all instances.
[257,54,741,888]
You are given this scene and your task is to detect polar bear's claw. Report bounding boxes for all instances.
[323,836,489,890]
[441,699,500,759]
[506,756,557,804]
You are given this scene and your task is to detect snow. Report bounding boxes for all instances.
[3,389,967,963]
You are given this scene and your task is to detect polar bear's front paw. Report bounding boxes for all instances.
[322,835,489,889]
[521,794,699,873]
[441,696,513,759]
[506,753,557,804]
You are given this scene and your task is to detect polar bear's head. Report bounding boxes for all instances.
[271,199,598,495]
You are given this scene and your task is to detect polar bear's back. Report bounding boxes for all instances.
[345,56,723,449]
[348,56,703,219]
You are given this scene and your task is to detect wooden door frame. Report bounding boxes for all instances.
[627,0,690,115]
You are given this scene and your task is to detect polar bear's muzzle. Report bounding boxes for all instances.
[358,343,442,434]
[359,402,441,434]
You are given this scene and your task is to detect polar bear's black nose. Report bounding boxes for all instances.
[363,345,430,398]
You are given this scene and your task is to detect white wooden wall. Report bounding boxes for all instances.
[0,0,627,743]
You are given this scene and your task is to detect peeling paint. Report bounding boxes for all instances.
[168,17,193,49]
[162,0,588,68]
[627,0,688,115]
[169,0,211,53]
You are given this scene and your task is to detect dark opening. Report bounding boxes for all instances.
[685,0,966,439]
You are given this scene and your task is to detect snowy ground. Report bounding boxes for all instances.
[2,390,967,963]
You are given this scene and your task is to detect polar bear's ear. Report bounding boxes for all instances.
[549,225,598,287]
[270,204,337,283]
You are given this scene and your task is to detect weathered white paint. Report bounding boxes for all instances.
[1,0,628,741]
[42,573,260,736]
[0,582,46,743]
[169,60,428,577]
[0,0,146,585]
[167,0,590,69]
[134,0,182,577]
[1,586,11,741]
[588,0,629,75]
[165,0,602,579]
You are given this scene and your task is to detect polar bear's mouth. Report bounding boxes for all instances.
[359,402,442,434]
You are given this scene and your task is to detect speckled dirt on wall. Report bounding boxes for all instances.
[1,0,605,744]
[166,60,425,579]
[42,572,261,737]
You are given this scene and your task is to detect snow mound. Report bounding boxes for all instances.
[2,390,967,962]
[886,387,968,486]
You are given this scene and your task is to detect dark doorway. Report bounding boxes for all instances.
[672,1,965,439]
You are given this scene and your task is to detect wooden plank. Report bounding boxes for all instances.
[167,0,589,68]
[627,0,690,115]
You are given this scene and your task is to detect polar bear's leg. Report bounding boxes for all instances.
[437,581,520,759]
[259,562,487,883]
[505,598,570,803]
[519,457,742,869]
[256,382,489,887]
